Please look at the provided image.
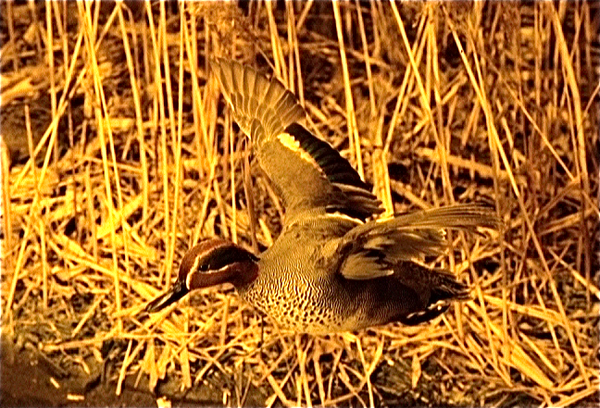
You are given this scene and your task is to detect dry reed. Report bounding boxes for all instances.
[1,1,598,406]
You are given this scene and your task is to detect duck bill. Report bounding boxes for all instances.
[145,280,188,313]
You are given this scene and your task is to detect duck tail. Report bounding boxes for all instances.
[399,270,470,326]
[429,269,471,303]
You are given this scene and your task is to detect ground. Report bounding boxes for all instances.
[0,336,250,407]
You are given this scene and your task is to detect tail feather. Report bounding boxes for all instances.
[429,269,471,303]
[398,267,471,326]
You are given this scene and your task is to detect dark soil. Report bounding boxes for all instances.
[0,337,248,407]
[0,337,156,407]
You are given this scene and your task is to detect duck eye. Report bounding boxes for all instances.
[199,264,209,272]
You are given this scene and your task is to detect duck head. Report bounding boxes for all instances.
[145,239,259,313]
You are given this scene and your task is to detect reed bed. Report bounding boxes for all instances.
[1,1,598,406]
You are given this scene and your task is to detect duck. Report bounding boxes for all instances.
[145,58,501,334]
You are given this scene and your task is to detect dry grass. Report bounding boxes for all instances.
[1,1,598,406]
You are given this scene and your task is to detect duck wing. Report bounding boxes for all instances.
[335,204,501,280]
[210,58,382,223]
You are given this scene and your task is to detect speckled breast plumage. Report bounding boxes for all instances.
[236,232,355,334]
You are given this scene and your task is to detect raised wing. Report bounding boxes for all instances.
[210,59,382,222]
[209,58,305,145]
[336,204,501,280]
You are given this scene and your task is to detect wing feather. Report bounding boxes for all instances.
[211,58,382,222]
[338,204,501,280]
